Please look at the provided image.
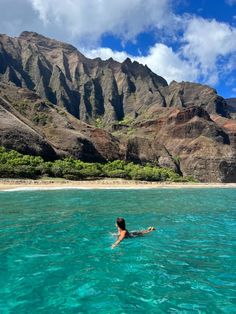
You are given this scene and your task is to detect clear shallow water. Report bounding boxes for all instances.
[0,188,236,313]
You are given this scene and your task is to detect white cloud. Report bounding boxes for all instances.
[84,48,130,63]
[0,0,41,36]
[183,17,236,66]
[137,44,199,82]
[29,0,172,44]
[182,17,236,84]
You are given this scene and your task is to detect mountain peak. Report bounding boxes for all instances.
[19,31,52,43]
[19,31,42,39]
[19,31,77,53]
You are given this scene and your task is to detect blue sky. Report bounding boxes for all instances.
[0,0,236,98]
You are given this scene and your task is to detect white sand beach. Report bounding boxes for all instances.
[0,179,236,191]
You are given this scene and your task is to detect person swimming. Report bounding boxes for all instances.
[111,217,156,249]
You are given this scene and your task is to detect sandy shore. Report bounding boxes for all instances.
[0,179,236,191]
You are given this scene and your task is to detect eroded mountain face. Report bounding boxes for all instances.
[0,32,236,182]
[0,31,168,124]
[0,83,121,162]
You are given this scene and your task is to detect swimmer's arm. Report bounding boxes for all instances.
[139,227,156,234]
[111,232,126,249]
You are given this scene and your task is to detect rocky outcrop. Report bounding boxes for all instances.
[0,83,121,162]
[120,106,236,182]
[0,98,57,160]
[125,137,179,172]
[161,81,229,117]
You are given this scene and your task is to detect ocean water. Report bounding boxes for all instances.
[0,188,236,313]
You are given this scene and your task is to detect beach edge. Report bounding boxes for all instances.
[1,179,236,191]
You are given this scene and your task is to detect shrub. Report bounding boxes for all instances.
[0,164,13,177]
[0,146,188,182]
[36,162,53,176]
[13,165,38,178]
[79,165,101,178]
[104,169,128,178]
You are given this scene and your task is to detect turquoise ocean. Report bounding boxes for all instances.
[0,188,236,313]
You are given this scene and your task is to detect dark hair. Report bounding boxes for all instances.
[116,217,126,230]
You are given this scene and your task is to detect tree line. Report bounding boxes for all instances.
[0,147,195,182]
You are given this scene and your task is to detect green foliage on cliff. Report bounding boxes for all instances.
[0,147,43,178]
[0,147,195,182]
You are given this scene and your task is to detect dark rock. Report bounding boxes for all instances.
[125,137,179,172]
[0,97,57,160]
[161,81,229,117]
[226,98,236,118]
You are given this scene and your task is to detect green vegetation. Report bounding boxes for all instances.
[173,155,181,166]
[118,116,134,126]
[13,100,29,114]
[95,117,104,128]
[58,110,67,116]
[0,147,196,182]
[32,113,48,125]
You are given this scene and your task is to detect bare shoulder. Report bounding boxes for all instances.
[118,229,127,238]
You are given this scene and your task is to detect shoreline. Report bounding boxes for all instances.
[0,179,236,191]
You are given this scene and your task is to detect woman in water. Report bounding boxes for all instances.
[111,217,155,249]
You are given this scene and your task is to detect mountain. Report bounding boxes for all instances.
[0,31,236,182]
[0,31,229,124]
[0,31,168,125]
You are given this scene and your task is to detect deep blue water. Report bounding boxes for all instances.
[0,188,236,313]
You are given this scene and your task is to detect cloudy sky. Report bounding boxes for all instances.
[0,0,236,98]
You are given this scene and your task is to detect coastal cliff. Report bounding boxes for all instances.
[0,32,236,182]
